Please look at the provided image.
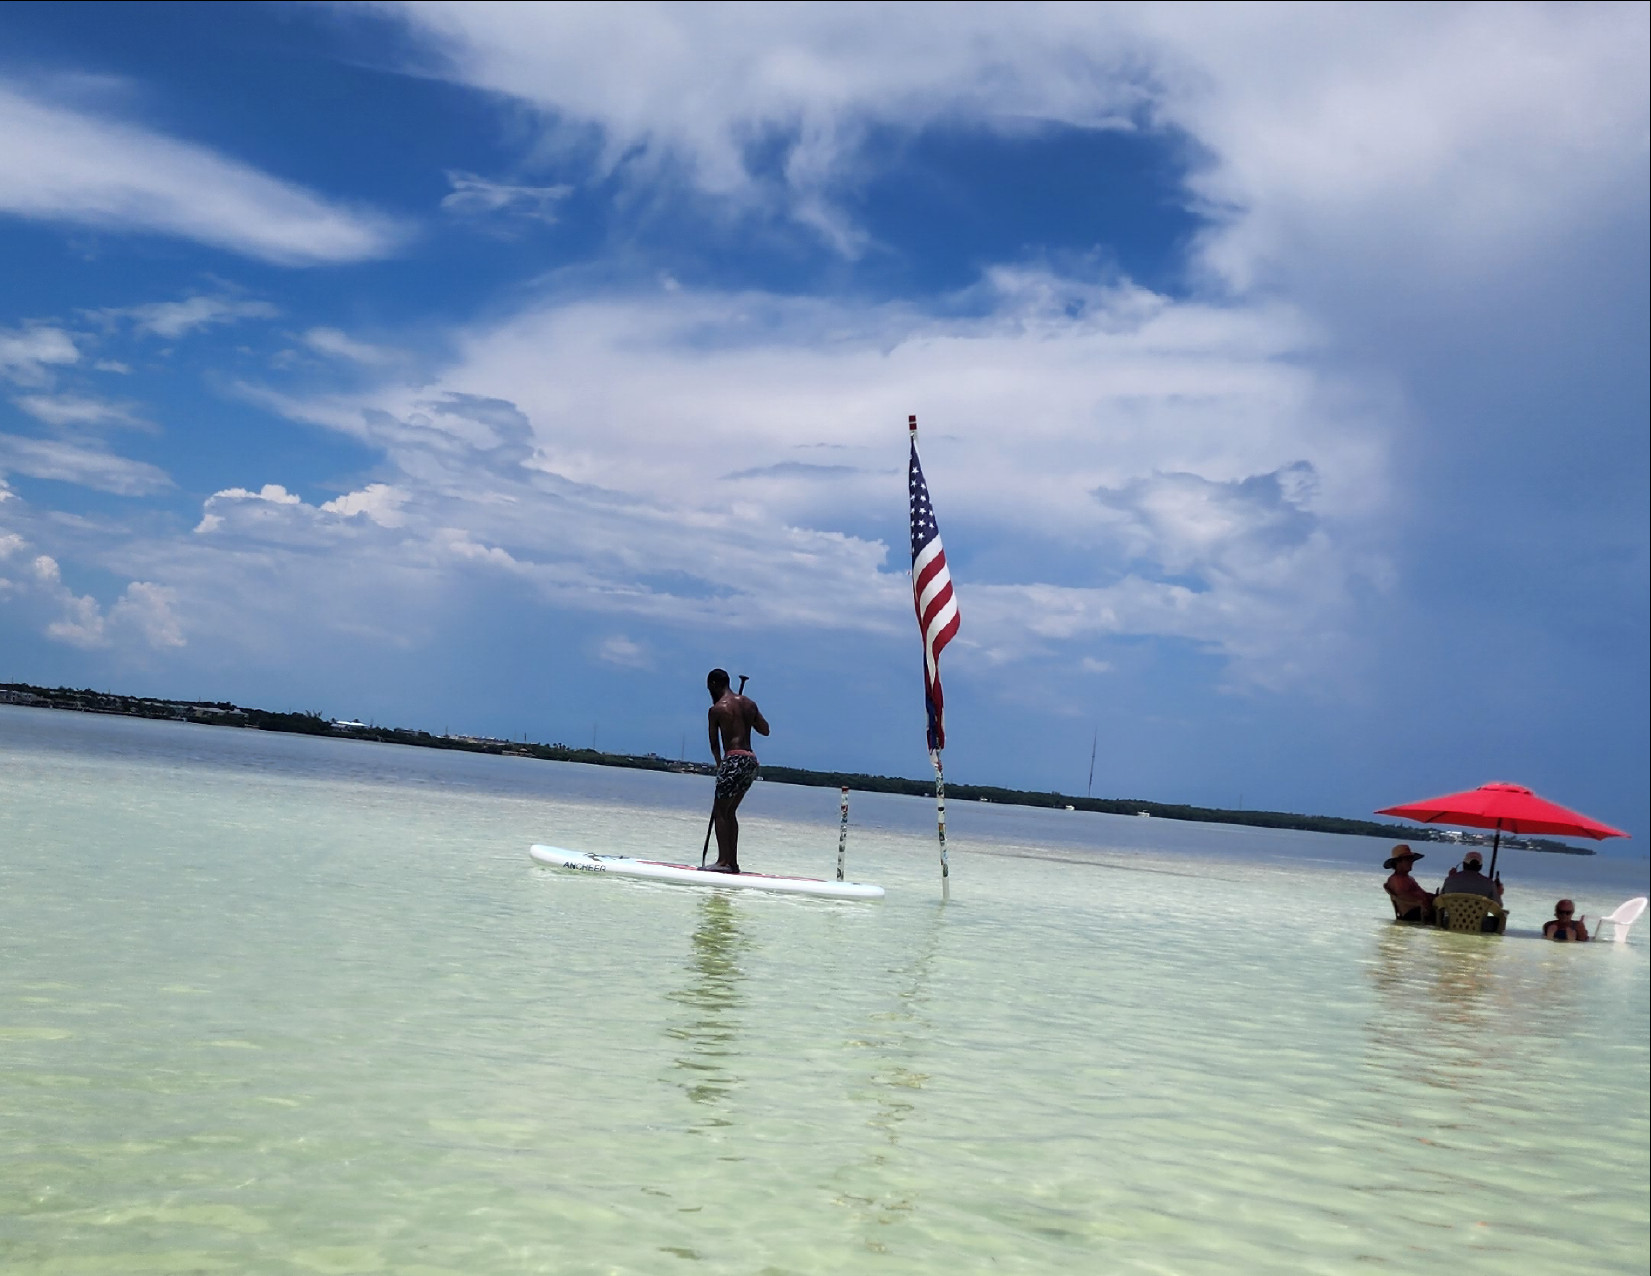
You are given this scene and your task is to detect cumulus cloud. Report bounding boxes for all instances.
[0,544,183,649]
[319,483,410,527]
[107,580,186,648]
[0,82,404,265]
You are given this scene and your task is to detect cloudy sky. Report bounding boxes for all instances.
[1,2,1645,838]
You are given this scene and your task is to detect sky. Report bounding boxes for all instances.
[0,2,1646,842]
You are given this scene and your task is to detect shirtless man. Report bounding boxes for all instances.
[703,668,769,874]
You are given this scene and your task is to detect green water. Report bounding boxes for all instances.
[2,709,1646,1274]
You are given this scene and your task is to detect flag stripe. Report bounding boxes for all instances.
[917,560,951,618]
[920,580,953,634]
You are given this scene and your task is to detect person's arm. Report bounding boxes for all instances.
[1576,917,1590,941]
[707,709,722,765]
[750,699,770,737]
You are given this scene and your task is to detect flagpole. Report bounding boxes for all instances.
[836,786,850,882]
[911,413,951,900]
[932,748,950,900]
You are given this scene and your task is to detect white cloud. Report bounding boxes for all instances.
[320,483,410,527]
[101,295,280,339]
[0,82,404,265]
[302,327,398,366]
[13,393,148,429]
[0,433,171,495]
[441,171,572,221]
[385,2,1647,269]
[0,325,78,387]
[0,546,182,650]
[33,552,107,647]
[213,270,1381,687]
[597,634,651,668]
[108,580,186,649]
[193,483,302,534]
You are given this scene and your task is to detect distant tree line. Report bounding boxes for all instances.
[1,682,1590,852]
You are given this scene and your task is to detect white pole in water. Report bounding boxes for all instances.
[836,786,850,881]
[933,749,950,899]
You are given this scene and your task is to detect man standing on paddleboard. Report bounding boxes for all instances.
[705,668,769,874]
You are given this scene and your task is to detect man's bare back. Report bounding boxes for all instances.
[708,691,768,760]
[704,669,769,873]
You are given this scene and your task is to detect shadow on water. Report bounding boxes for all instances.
[834,900,948,1249]
[665,893,749,1128]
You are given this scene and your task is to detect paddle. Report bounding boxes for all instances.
[701,674,748,867]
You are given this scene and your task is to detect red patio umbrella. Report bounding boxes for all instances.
[1377,781,1629,879]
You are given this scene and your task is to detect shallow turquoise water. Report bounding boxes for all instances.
[2,707,1646,1274]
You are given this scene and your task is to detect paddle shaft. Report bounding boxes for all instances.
[701,675,749,866]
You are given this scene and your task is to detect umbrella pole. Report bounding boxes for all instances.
[1489,822,1502,880]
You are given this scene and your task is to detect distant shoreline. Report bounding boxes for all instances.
[1,682,1593,854]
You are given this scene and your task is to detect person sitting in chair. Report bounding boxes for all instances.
[1383,845,1434,922]
[1542,899,1590,941]
[1441,850,1504,903]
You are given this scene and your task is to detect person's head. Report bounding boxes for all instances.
[1383,845,1424,871]
[1462,851,1484,871]
[1555,899,1575,918]
[707,668,730,699]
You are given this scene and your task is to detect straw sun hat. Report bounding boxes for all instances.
[1383,844,1424,870]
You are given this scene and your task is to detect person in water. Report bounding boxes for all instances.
[1382,845,1434,921]
[1542,899,1590,941]
[1441,850,1504,903]
[703,668,769,874]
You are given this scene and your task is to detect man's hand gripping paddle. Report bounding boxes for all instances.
[701,674,748,867]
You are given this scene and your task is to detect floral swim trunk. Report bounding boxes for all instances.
[715,750,760,803]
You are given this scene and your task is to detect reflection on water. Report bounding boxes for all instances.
[665,894,749,1125]
[1363,921,1608,1106]
[1366,925,1515,1094]
[835,901,946,1245]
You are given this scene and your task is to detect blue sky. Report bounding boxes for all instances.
[1,2,1646,842]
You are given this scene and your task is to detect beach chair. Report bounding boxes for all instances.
[1433,893,1507,935]
[1595,897,1647,943]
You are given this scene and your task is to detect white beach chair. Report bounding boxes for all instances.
[1595,897,1647,943]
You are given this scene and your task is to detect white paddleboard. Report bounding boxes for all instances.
[529,844,884,900]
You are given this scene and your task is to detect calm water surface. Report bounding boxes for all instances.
[2,706,1646,1274]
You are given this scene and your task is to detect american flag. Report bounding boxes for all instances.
[909,419,960,752]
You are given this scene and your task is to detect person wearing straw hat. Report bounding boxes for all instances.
[1383,845,1435,922]
[1442,850,1504,903]
[1542,900,1590,941]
